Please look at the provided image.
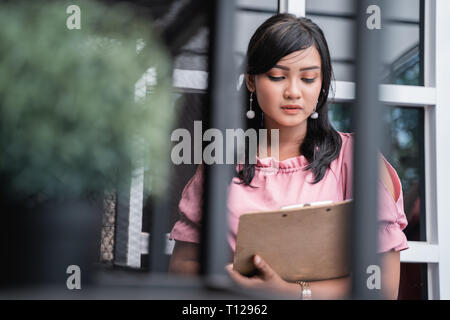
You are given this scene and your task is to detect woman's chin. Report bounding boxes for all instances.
[274,117,307,128]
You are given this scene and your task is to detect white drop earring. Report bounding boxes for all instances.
[246,92,255,119]
[310,101,319,119]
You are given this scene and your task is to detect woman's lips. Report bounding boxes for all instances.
[281,105,302,115]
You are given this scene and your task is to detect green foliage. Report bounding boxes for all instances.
[0,1,174,200]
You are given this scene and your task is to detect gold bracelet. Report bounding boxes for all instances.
[296,280,312,300]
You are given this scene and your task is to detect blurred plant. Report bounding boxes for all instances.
[0,0,174,202]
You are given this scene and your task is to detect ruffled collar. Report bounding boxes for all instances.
[255,155,309,169]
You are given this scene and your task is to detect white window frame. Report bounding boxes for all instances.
[278,0,306,17]
[297,0,450,300]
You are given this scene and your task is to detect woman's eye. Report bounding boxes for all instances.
[268,75,284,81]
[302,78,316,83]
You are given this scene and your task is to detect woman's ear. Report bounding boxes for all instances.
[245,74,255,92]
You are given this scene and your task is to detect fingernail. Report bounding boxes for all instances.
[255,255,261,265]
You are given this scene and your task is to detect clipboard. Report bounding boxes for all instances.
[233,199,352,282]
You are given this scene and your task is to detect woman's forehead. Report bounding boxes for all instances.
[277,46,321,69]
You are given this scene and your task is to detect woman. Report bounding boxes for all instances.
[168,14,408,300]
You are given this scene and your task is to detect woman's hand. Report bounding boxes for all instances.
[225,255,293,296]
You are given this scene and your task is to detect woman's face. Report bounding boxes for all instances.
[246,46,323,128]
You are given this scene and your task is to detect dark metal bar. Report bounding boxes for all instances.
[114,178,132,267]
[351,0,383,299]
[147,1,210,274]
[148,179,171,273]
[201,0,239,286]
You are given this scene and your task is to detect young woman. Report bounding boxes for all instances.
[168,14,408,300]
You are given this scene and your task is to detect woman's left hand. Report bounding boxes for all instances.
[225,255,290,295]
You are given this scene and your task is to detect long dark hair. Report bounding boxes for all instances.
[237,14,342,186]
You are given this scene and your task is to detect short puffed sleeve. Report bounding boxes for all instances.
[169,165,204,243]
[377,155,409,253]
[339,132,409,253]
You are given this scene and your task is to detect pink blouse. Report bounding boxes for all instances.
[170,131,409,254]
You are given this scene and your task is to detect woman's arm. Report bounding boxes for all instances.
[379,249,401,299]
[227,250,401,300]
[283,275,351,299]
[168,240,200,275]
[309,275,351,299]
[276,250,401,299]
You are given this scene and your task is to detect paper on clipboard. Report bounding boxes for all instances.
[233,199,352,282]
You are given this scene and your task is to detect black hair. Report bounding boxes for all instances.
[236,13,342,186]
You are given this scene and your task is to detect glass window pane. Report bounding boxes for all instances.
[235,11,274,56]
[328,104,426,242]
[306,0,424,86]
[237,0,278,11]
[399,263,428,300]
[306,0,355,82]
[381,106,426,242]
[328,103,353,133]
[234,4,277,68]
[382,0,423,86]
[306,0,354,15]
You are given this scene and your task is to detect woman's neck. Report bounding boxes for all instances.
[260,117,307,161]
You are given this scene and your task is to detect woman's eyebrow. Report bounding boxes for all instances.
[273,65,321,72]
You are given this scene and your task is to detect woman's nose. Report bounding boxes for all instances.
[284,79,302,100]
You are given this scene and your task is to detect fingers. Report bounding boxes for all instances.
[225,264,247,284]
[253,255,276,280]
[225,264,262,288]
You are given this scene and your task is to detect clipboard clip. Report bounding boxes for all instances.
[280,200,334,210]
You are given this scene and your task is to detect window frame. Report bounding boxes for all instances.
[299,0,449,300]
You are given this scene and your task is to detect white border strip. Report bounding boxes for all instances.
[332,81,437,106]
[127,164,144,268]
[173,69,208,91]
[400,241,439,263]
[140,232,175,255]
[332,81,355,102]
[379,84,436,106]
[278,0,306,17]
[171,72,437,108]
[435,0,450,300]
[424,0,439,300]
